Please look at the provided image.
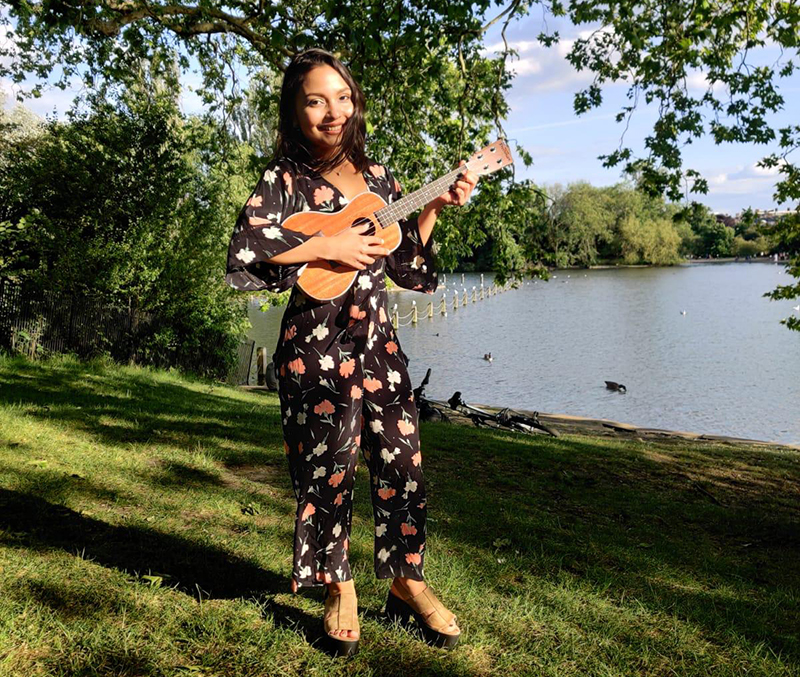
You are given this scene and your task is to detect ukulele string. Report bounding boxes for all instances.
[375,166,467,227]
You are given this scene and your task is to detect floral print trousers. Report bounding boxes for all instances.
[278,326,427,592]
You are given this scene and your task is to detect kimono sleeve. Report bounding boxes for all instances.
[384,166,439,294]
[225,160,313,293]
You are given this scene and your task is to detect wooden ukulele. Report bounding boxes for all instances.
[286,138,514,300]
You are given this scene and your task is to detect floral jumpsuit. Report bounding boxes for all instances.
[225,156,438,590]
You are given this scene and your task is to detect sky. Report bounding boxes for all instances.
[2,7,798,216]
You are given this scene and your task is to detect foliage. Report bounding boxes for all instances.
[761,212,800,331]
[3,0,800,325]
[0,67,251,377]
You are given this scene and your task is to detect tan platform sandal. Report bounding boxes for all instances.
[323,587,360,657]
[385,584,461,649]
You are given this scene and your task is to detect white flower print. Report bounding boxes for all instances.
[319,355,334,371]
[403,479,418,499]
[381,447,400,464]
[411,255,425,270]
[299,565,312,578]
[312,323,329,341]
[366,334,376,351]
[297,412,307,425]
[370,420,384,434]
[301,542,309,556]
[377,546,396,563]
[235,247,256,264]
[263,168,278,184]
[339,195,350,206]
[306,440,327,461]
[332,523,342,538]
[358,274,373,290]
[312,465,326,480]
[261,226,282,239]
[376,523,387,538]
[369,295,378,310]
[336,566,344,579]
[387,369,401,392]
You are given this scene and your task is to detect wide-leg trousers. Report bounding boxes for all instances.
[277,326,427,591]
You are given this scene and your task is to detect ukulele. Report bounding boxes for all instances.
[285,138,514,300]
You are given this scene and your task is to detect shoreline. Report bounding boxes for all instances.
[425,398,800,452]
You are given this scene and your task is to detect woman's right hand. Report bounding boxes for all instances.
[324,224,391,270]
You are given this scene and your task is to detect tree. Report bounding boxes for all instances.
[0,64,251,375]
[3,0,800,321]
[761,213,800,332]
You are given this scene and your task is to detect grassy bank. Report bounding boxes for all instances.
[1,354,798,676]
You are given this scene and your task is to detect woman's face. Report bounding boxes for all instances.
[294,65,354,159]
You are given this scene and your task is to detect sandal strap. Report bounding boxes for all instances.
[323,590,360,635]
[406,586,456,632]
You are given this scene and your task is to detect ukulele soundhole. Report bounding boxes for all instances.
[351,216,376,236]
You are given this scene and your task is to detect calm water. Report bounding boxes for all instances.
[245,263,800,444]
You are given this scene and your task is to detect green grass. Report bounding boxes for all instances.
[1,353,798,676]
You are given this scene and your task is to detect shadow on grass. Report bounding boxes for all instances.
[0,487,284,599]
[0,356,284,465]
[418,421,800,662]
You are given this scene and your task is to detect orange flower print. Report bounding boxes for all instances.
[385,341,398,354]
[284,324,297,341]
[400,522,417,536]
[379,306,387,323]
[279,363,286,377]
[355,434,361,446]
[351,385,363,399]
[349,305,366,321]
[287,357,306,374]
[343,538,349,550]
[301,503,316,520]
[284,441,290,455]
[394,179,402,194]
[411,451,422,466]
[314,399,335,415]
[334,492,343,506]
[247,193,263,208]
[313,185,334,205]
[364,377,383,393]
[339,358,356,378]
[377,487,396,500]
[405,553,422,565]
[282,171,293,195]
[329,471,345,487]
[369,164,386,178]
[397,419,416,435]
[299,442,304,454]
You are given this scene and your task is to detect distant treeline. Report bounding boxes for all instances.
[459,181,779,272]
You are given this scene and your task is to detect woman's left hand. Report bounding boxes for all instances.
[436,160,479,207]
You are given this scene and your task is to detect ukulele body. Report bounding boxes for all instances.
[282,191,402,301]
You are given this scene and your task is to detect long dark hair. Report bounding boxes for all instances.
[276,49,368,174]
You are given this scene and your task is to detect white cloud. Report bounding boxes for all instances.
[706,160,789,197]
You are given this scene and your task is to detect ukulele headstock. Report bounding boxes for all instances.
[465,139,514,177]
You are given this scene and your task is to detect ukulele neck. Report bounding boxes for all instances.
[375,166,466,227]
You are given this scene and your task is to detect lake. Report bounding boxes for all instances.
[244,262,800,445]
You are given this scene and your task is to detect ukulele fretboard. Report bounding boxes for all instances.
[375,166,466,227]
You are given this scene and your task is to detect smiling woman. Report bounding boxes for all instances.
[223,48,478,656]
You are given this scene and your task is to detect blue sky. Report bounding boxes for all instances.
[2,8,798,215]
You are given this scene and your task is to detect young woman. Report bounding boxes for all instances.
[225,48,478,655]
